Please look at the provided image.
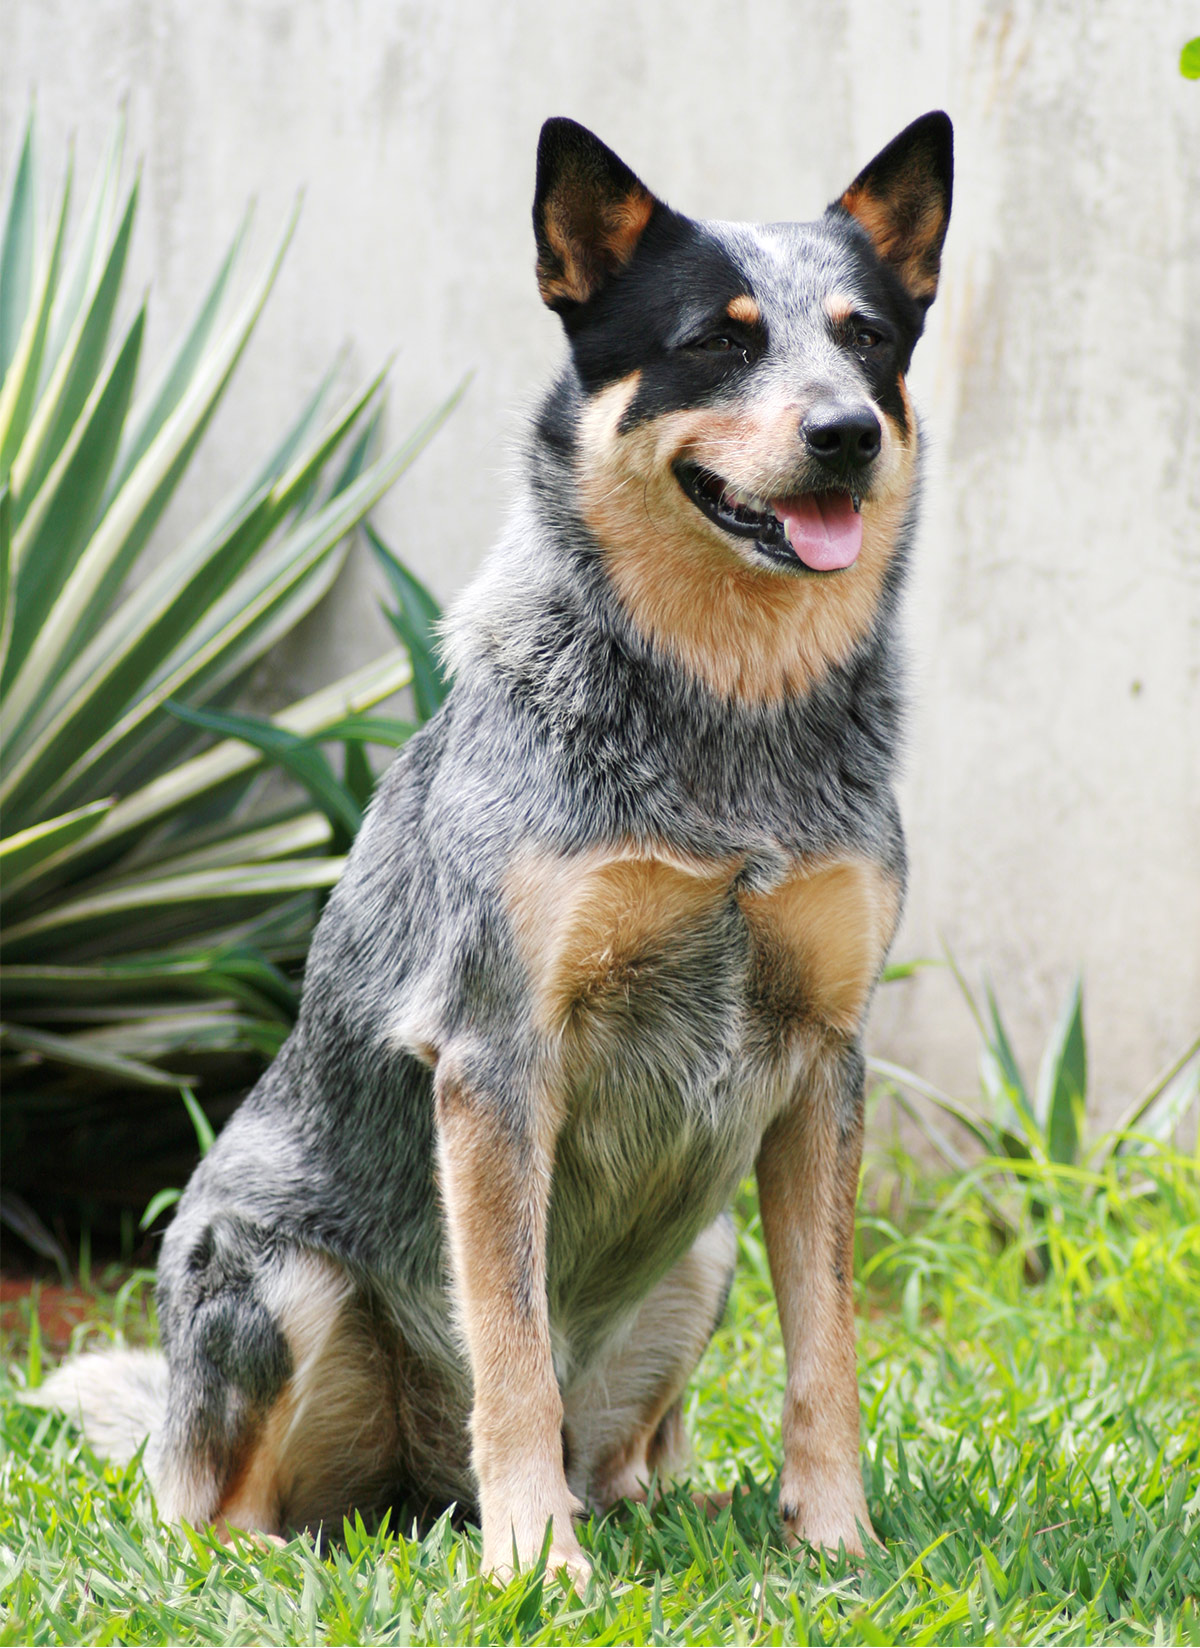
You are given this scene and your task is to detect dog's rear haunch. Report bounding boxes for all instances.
[41,113,952,1582]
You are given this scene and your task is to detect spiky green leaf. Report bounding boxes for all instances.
[0,799,111,892]
[0,115,36,383]
[1034,974,1087,1165]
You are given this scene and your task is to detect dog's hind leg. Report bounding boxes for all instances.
[154,1225,400,1538]
[563,1214,737,1512]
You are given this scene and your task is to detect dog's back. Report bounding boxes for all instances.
[41,112,951,1578]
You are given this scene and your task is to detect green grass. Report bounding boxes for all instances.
[2,1143,1198,1646]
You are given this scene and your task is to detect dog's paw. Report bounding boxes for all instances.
[482,1537,592,1591]
[779,1494,879,1560]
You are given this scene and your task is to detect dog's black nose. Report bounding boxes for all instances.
[802,406,881,472]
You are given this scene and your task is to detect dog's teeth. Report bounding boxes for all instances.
[851,490,862,513]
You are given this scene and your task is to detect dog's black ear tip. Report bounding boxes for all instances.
[536,117,599,165]
[912,111,954,175]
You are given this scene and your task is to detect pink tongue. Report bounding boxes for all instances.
[770,492,863,570]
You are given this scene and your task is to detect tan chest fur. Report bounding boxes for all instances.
[503,845,900,1051]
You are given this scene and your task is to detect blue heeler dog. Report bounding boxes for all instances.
[43,111,952,1582]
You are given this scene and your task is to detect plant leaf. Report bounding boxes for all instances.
[982,977,1043,1152]
[1,303,146,695]
[17,367,386,811]
[868,1056,999,1154]
[18,651,410,893]
[0,483,11,677]
[1113,1047,1200,1156]
[1,859,346,962]
[9,178,138,517]
[32,435,428,814]
[139,1187,180,1230]
[0,798,111,892]
[368,521,447,720]
[1,948,298,1023]
[41,116,126,387]
[0,146,72,477]
[0,1021,188,1088]
[1034,973,1086,1165]
[100,209,249,511]
[0,204,300,744]
[166,699,362,847]
[0,114,36,386]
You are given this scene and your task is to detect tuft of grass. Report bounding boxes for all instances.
[2,1145,1198,1645]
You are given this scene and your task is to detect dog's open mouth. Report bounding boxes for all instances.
[674,461,863,572]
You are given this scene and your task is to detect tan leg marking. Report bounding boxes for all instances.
[739,856,901,1037]
[504,845,736,1036]
[578,376,917,703]
[757,1057,876,1557]
[435,1066,588,1583]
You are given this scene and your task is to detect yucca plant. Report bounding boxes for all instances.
[0,116,458,1239]
[871,964,1199,1274]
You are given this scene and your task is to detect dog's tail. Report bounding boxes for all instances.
[32,1349,168,1465]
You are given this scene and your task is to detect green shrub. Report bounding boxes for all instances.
[0,115,457,1241]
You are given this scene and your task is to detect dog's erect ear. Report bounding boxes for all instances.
[832,112,953,308]
[533,119,658,311]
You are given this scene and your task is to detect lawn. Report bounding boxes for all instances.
[2,1140,1198,1646]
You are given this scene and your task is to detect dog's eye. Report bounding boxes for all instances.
[854,326,884,351]
[699,335,737,352]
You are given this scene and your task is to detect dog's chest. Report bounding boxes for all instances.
[503,840,897,1321]
[505,842,898,1061]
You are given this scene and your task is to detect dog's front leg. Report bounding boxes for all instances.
[434,1060,587,1585]
[756,1042,877,1558]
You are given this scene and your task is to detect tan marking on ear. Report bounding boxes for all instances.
[538,184,655,306]
[505,845,737,1035]
[739,856,900,1036]
[824,295,857,325]
[726,293,760,326]
[578,376,918,703]
[840,181,945,303]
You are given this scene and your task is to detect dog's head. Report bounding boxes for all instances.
[532,114,953,698]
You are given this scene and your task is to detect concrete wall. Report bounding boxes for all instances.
[4,0,1198,1123]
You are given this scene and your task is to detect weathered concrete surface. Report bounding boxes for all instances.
[4,1,1198,1122]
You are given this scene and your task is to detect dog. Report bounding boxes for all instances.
[42,110,952,1582]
